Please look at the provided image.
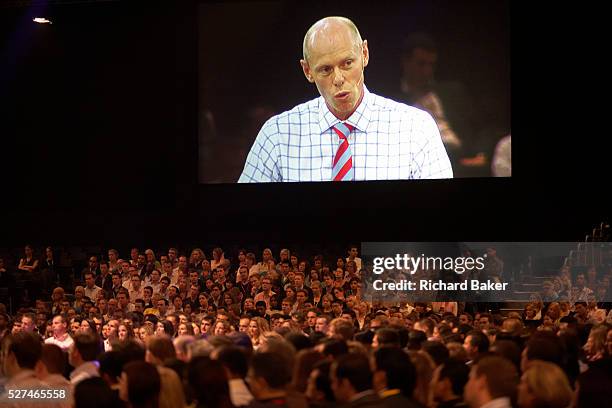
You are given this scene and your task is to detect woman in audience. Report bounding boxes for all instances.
[248,317,269,349]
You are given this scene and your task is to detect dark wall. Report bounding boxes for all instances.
[1,0,196,211]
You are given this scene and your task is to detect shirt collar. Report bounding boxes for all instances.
[318,85,372,134]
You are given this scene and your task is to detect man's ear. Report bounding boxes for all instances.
[362,40,369,68]
[300,59,315,83]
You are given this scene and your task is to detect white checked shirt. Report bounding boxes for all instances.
[238,86,453,182]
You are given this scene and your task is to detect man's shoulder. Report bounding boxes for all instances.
[367,91,428,117]
[260,96,320,128]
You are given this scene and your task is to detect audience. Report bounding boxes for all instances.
[0,244,610,408]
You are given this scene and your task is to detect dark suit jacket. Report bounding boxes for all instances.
[347,392,383,408]
[381,393,426,408]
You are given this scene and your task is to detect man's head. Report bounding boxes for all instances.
[300,17,369,121]
[20,313,36,333]
[432,360,470,403]
[2,332,43,377]
[330,352,372,403]
[84,272,95,289]
[69,333,101,367]
[51,315,67,337]
[463,330,489,361]
[464,356,518,408]
[373,347,416,396]
[401,32,437,91]
[247,352,292,398]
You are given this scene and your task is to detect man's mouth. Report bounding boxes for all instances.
[334,91,351,100]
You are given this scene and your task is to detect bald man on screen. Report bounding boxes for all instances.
[238,16,453,183]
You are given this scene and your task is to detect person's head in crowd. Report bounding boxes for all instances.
[489,339,521,371]
[478,313,492,331]
[238,317,250,333]
[328,317,354,341]
[119,361,161,408]
[50,314,68,338]
[248,352,292,400]
[35,344,63,381]
[254,300,267,317]
[1,332,42,378]
[107,319,119,339]
[115,322,132,342]
[315,316,329,335]
[422,340,450,367]
[292,349,325,393]
[20,312,36,333]
[173,335,195,363]
[407,350,435,406]
[214,345,249,382]
[155,320,174,337]
[432,359,470,406]
[145,335,176,365]
[330,352,374,404]
[501,317,524,336]
[249,317,269,345]
[575,359,612,408]
[306,359,335,404]
[69,332,101,368]
[80,318,97,335]
[188,356,233,408]
[464,356,518,408]
[464,330,490,362]
[212,320,231,336]
[517,360,572,408]
[200,315,214,336]
[74,376,121,408]
[281,298,293,316]
[373,347,417,398]
[521,331,565,373]
[583,324,608,361]
[407,329,427,350]
[414,318,435,338]
[371,328,400,350]
[166,314,179,332]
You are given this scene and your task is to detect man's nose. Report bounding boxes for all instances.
[332,67,344,86]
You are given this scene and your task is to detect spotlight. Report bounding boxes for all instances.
[33,18,52,24]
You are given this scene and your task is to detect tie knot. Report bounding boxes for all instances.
[333,122,353,139]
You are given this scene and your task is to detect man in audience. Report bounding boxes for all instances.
[45,315,74,351]
[247,352,292,407]
[69,332,101,385]
[432,360,470,408]
[464,356,517,408]
[331,353,381,407]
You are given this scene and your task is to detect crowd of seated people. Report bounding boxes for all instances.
[0,245,611,407]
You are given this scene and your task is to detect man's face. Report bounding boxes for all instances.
[151,271,160,283]
[315,318,328,333]
[294,275,304,287]
[100,264,109,275]
[262,279,271,291]
[350,248,358,258]
[402,47,437,89]
[282,302,292,315]
[131,276,140,288]
[307,311,317,327]
[21,316,35,332]
[89,257,98,269]
[85,274,94,288]
[239,268,249,282]
[297,291,307,304]
[479,318,490,330]
[157,300,166,312]
[52,317,65,335]
[576,274,585,287]
[239,318,250,332]
[301,23,369,120]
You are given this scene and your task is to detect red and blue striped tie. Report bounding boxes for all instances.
[332,122,354,181]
